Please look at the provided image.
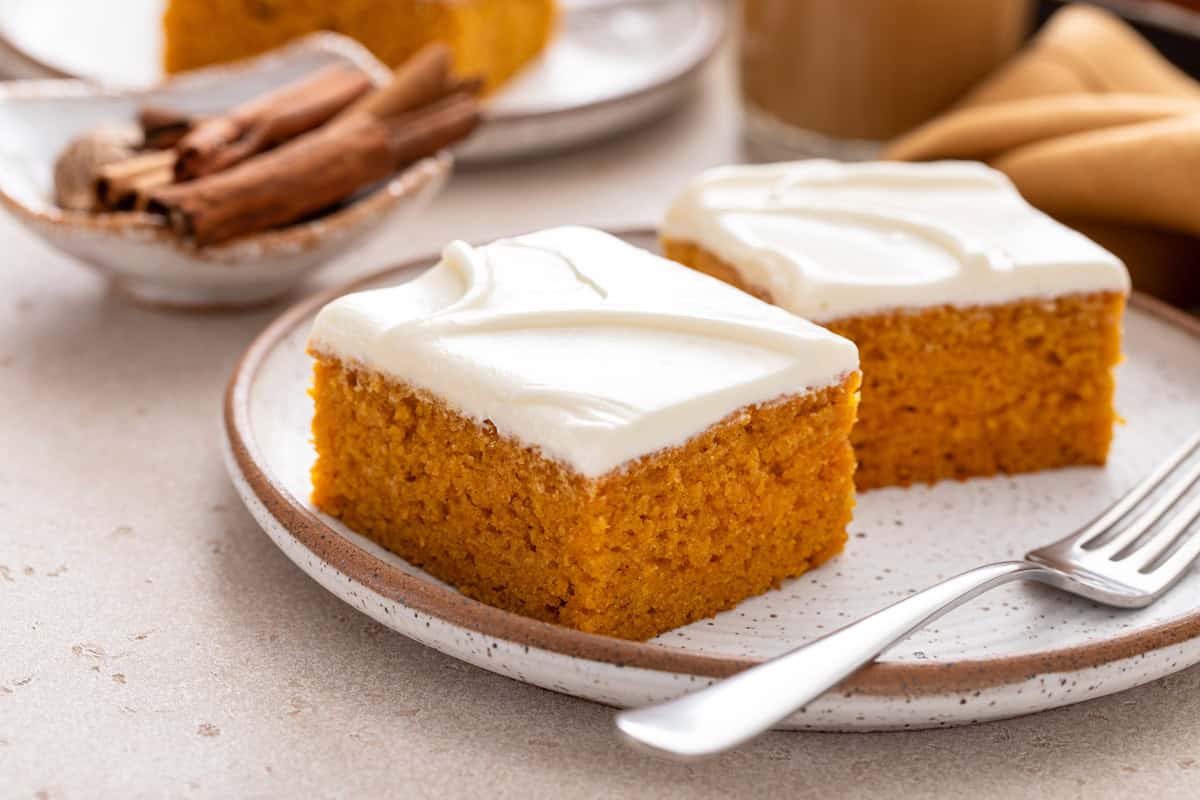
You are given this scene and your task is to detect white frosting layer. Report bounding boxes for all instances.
[308,227,859,478]
[662,160,1131,321]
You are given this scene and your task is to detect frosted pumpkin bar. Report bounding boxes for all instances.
[307,227,860,640]
[662,161,1130,490]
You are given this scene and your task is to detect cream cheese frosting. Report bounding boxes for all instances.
[308,226,859,478]
[662,160,1131,322]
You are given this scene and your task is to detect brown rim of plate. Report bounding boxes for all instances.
[0,29,71,80]
[223,230,1200,698]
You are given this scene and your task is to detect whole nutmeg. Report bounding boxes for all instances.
[53,125,142,211]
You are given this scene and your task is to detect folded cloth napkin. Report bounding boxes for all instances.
[884,4,1200,306]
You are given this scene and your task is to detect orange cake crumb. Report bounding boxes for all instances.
[310,357,860,641]
[662,240,1125,490]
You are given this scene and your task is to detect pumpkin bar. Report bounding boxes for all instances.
[307,227,860,640]
[662,160,1130,490]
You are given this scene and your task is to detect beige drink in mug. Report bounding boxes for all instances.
[740,0,1033,159]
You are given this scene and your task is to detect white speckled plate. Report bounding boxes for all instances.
[223,229,1200,731]
[0,0,726,164]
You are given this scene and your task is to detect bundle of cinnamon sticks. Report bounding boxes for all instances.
[70,44,481,246]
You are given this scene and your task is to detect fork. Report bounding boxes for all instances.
[616,431,1200,758]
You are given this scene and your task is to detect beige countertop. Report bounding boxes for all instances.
[3,56,1200,800]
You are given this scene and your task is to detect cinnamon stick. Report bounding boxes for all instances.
[96,150,178,211]
[149,93,481,246]
[139,105,194,150]
[447,76,485,100]
[174,64,373,180]
[380,91,483,164]
[334,43,454,122]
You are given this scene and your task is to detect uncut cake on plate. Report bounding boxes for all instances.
[306,227,860,640]
[662,161,1131,490]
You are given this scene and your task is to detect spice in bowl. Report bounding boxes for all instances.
[51,43,481,247]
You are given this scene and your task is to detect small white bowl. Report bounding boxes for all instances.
[0,33,452,310]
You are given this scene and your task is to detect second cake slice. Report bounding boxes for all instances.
[663,161,1131,490]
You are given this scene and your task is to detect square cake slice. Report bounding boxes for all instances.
[307,227,860,640]
[662,161,1131,490]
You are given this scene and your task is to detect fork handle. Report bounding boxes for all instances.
[616,560,1054,757]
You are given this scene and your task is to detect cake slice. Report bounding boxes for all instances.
[662,161,1130,490]
[163,0,557,93]
[307,227,860,640]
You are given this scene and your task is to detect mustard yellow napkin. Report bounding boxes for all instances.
[884,4,1200,305]
[960,3,1200,105]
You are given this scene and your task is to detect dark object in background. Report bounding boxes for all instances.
[1039,0,1200,76]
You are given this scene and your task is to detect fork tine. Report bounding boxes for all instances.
[1148,519,1200,591]
[1124,491,1200,573]
[1092,457,1200,558]
[1075,431,1200,550]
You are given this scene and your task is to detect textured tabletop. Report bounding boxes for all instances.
[3,55,1199,800]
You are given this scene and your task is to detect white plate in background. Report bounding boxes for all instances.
[0,0,727,163]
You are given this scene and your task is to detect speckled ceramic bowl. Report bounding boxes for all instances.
[0,34,452,310]
[224,229,1200,732]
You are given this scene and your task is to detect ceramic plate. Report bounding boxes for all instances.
[223,229,1200,731]
[0,0,726,164]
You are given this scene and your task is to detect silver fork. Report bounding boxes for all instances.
[617,431,1200,758]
